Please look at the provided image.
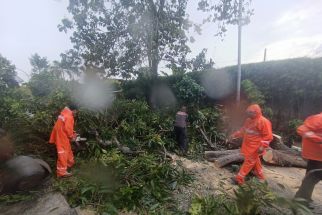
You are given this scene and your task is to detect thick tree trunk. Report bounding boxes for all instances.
[205,148,306,168]
[147,0,164,78]
[204,132,305,168]
[270,134,299,154]
[262,148,307,168]
[211,153,244,168]
[205,134,305,168]
[205,149,240,159]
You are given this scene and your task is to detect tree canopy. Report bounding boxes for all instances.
[59,0,253,78]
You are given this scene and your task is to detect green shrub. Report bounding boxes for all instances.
[54,150,192,214]
[241,79,265,106]
[173,75,205,105]
[189,179,311,215]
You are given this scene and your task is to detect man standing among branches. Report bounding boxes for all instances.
[174,106,189,154]
[230,104,273,185]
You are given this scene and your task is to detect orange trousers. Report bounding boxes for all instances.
[235,153,264,184]
[56,141,74,177]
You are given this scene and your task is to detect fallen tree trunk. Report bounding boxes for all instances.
[205,147,305,168]
[270,134,300,156]
[263,148,307,168]
[204,133,305,168]
[211,153,244,168]
[205,149,240,159]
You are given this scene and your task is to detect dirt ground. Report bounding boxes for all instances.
[170,153,322,214]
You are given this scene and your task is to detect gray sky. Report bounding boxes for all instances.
[1,0,322,80]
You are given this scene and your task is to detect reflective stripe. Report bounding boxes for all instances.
[261,140,270,146]
[58,151,65,154]
[304,131,314,138]
[177,111,187,116]
[245,129,260,135]
[237,173,245,178]
[57,167,66,170]
[58,115,65,122]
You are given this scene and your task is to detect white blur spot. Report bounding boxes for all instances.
[72,77,115,111]
[201,70,233,99]
[150,84,176,109]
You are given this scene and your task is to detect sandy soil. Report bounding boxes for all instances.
[170,153,322,214]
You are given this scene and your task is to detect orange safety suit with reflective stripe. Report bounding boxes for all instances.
[49,107,76,177]
[297,113,322,162]
[232,104,273,184]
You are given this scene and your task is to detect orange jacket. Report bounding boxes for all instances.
[232,104,273,156]
[49,107,75,145]
[297,113,322,161]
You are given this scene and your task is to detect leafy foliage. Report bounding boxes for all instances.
[189,179,311,215]
[189,194,231,215]
[284,119,303,146]
[173,75,205,105]
[0,193,35,205]
[198,0,254,37]
[0,54,19,127]
[0,54,18,88]
[54,150,192,214]
[60,0,191,78]
[29,53,49,74]
[190,106,227,154]
[226,57,322,130]
[241,79,265,105]
[191,49,214,73]
[77,99,176,154]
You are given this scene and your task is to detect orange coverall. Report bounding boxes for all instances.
[297,113,322,162]
[49,107,76,177]
[295,113,322,200]
[232,104,273,184]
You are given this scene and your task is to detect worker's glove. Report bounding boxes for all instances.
[257,146,265,154]
[70,133,77,142]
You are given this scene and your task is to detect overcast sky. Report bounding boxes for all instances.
[1,0,322,80]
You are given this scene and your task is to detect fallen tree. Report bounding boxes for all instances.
[262,148,307,168]
[205,134,307,168]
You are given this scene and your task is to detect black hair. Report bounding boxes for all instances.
[68,103,78,111]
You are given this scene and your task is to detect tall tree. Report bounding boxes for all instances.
[0,54,18,128]
[59,0,191,79]
[191,49,214,72]
[30,53,50,74]
[0,54,18,88]
[198,0,253,37]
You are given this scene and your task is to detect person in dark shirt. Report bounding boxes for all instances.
[174,106,188,154]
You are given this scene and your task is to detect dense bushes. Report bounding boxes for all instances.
[55,150,192,214]
[0,69,226,213]
[122,57,322,141]
[122,74,206,106]
[77,99,176,154]
[230,57,322,130]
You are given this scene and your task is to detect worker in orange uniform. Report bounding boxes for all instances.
[49,104,78,178]
[230,104,273,185]
[295,113,322,201]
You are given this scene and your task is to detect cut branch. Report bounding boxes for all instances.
[199,127,216,148]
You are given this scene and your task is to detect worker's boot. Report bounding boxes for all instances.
[58,172,73,178]
[230,177,240,185]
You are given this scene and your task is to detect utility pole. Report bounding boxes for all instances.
[236,0,243,105]
[263,48,267,62]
